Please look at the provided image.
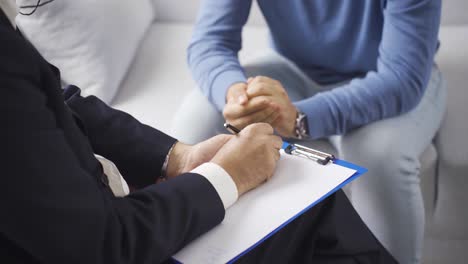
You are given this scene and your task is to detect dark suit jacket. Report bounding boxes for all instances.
[0,9,224,264]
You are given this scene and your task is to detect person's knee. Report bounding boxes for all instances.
[341,134,421,186]
[378,148,421,186]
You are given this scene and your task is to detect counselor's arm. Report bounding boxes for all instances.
[64,85,177,189]
[0,23,224,264]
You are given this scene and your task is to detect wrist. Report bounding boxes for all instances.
[165,142,190,179]
[281,105,300,138]
[211,160,248,196]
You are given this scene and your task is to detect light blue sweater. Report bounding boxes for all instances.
[188,0,441,139]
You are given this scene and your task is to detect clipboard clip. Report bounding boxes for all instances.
[284,143,335,165]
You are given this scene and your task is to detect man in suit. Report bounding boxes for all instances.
[0,3,396,263]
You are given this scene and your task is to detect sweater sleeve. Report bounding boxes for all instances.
[187,0,253,110]
[295,0,441,139]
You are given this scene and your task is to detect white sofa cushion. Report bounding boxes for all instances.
[112,23,269,134]
[16,0,155,103]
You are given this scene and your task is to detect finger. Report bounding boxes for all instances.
[261,106,281,124]
[244,122,274,136]
[247,76,284,98]
[195,134,233,162]
[223,96,272,119]
[253,76,278,83]
[271,135,283,150]
[228,110,273,130]
[274,149,281,162]
[246,81,273,98]
[234,106,278,127]
[208,134,233,147]
[247,77,254,84]
[227,83,249,105]
[242,96,275,116]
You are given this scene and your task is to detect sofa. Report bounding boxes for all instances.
[113,1,468,263]
[18,0,467,263]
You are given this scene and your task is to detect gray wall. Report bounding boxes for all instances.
[152,0,468,26]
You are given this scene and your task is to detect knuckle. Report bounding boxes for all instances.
[255,85,266,94]
[256,76,266,82]
[247,124,261,135]
[259,122,271,129]
[254,85,261,92]
[269,103,279,110]
[247,83,258,92]
[243,124,255,134]
[251,76,261,85]
[248,123,260,132]
[223,109,233,119]
[262,123,274,134]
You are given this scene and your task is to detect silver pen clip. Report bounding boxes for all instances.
[284,144,335,165]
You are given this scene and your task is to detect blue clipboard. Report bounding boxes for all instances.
[173,142,367,264]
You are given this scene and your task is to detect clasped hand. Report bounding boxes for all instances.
[224,76,297,138]
[164,76,292,196]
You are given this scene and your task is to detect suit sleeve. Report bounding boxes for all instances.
[0,23,225,264]
[64,85,176,188]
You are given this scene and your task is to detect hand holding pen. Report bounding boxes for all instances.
[225,123,335,165]
[211,123,283,195]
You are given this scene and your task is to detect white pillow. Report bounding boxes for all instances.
[16,0,156,103]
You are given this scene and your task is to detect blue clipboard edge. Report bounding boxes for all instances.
[227,158,367,264]
[172,154,367,264]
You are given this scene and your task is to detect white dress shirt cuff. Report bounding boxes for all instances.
[191,162,238,209]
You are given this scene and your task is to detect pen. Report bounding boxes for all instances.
[224,122,289,147]
[224,123,241,134]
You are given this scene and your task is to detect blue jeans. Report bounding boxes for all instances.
[171,50,447,264]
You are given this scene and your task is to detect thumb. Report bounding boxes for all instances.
[204,134,232,147]
[198,134,233,155]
